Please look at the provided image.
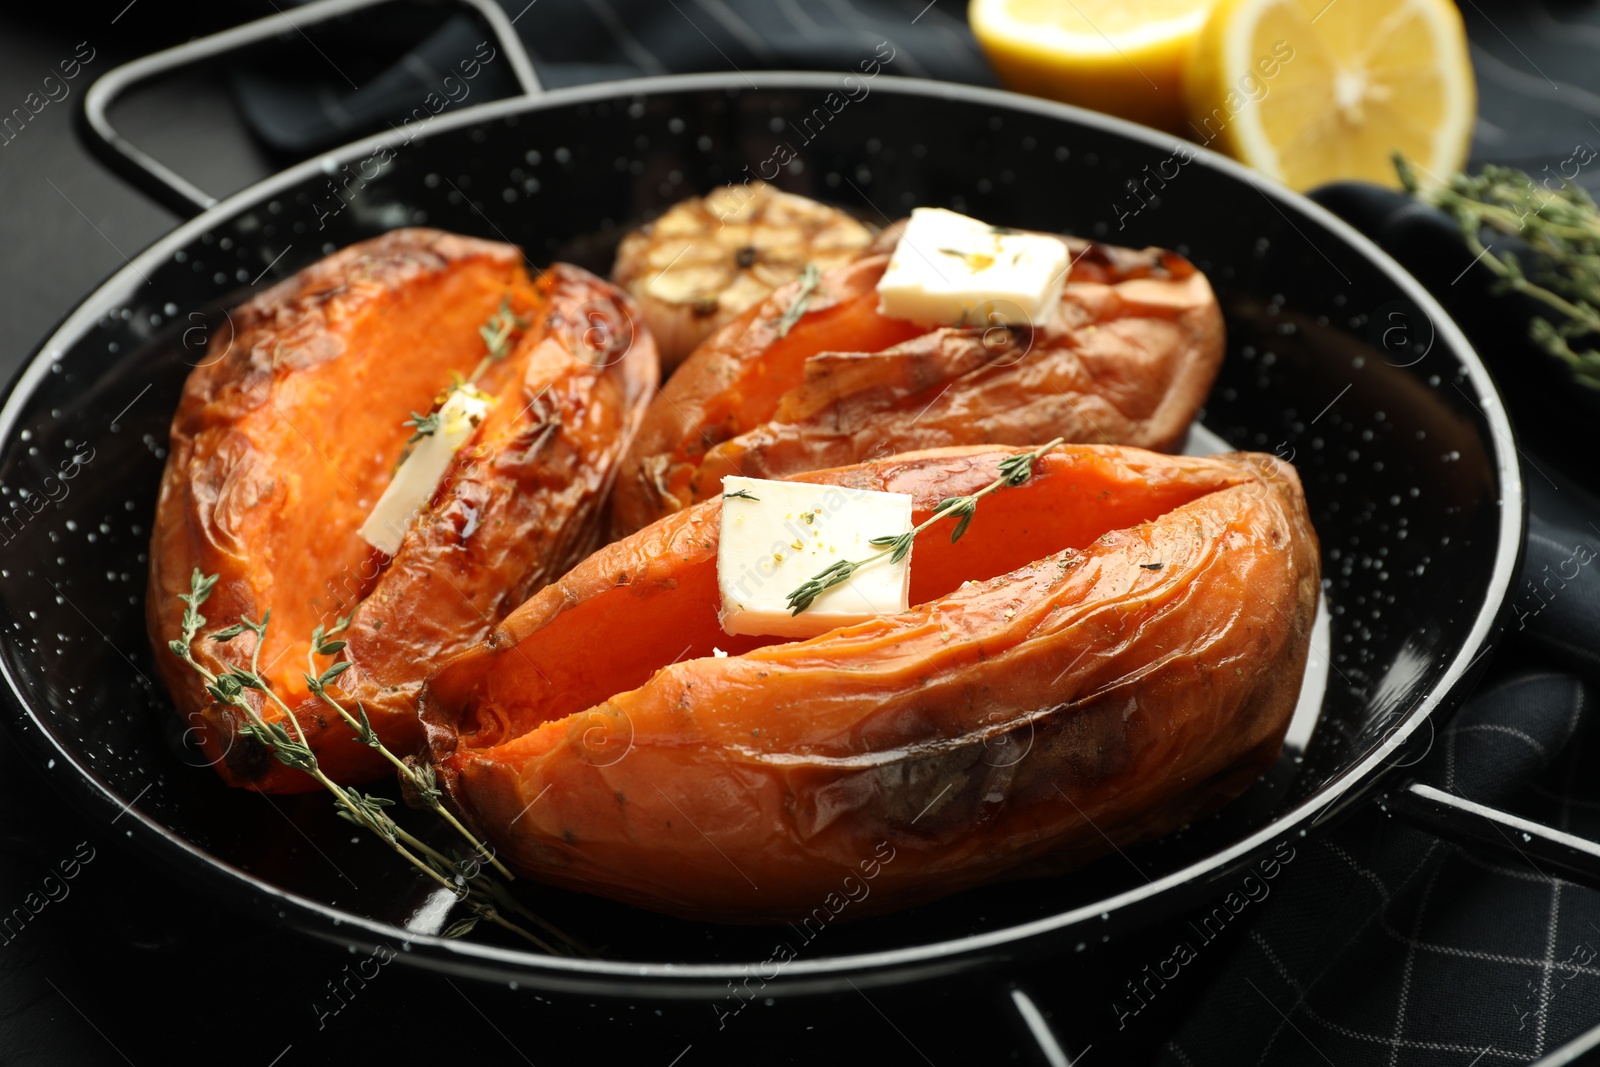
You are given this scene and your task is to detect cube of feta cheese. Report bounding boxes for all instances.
[360,387,492,557]
[876,207,1069,328]
[717,475,914,639]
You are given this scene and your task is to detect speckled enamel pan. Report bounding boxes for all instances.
[0,0,1528,999]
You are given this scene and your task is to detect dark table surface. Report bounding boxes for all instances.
[4,3,1600,1065]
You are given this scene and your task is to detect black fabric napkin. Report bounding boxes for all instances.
[232,0,995,155]
[229,2,1600,1063]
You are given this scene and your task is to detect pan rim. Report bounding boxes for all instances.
[0,71,1525,996]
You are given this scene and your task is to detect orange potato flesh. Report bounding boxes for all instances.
[610,238,1224,537]
[422,444,1318,922]
[202,234,539,699]
[680,255,926,440]
[609,254,922,536]
[148,231,658,791]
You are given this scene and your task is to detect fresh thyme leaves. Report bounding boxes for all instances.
[299,618,517,883]
[1140,562,1164,571]
[403,409,441,441]
[174,570,218,651]
[168,570,585,955]
[869,531,915,563]
[774,263,822,338]
[400,299,525,441]
[934,496,978,543]
[468,296,530,384]
[310,620,347,658]
[1398,153,1600,388]
[784,437,1067,616]
[785,560,858,616]
[480,296,528,362]
[996,449,1046,486]
[724,489,760,501]
[403,410,441,444]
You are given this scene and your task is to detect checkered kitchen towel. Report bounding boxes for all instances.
[1159,479,1600,1064]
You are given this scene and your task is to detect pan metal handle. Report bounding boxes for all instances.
[78,0,542,219]
[1388,781,1600,887]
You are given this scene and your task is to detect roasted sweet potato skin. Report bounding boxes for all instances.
[611,236,1224,537]
[422,444,1318,922]
[148,229,657,791]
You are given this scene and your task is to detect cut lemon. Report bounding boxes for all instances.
[970,0,1221,134]
[1183,0,1474,189]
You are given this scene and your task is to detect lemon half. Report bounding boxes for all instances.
[1183,0,1475,189]
[970,0,1219,133]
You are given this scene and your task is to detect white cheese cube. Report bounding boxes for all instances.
[876,207,1069,328]
[717,475,913,639]
[360,388,492,557]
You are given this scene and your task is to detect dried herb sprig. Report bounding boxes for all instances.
[1398,153,1600,388]
[396,295,515,451]
[785,437,1066,615]
[471,296,530,381]
[774,263,822,338]
[169,570,579,953]
[400,300,525,444]
[402,410,441,444]
[300,619,515,882]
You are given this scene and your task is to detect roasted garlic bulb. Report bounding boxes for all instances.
[612,182,875,372]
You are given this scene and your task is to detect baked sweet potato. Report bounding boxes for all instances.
[610,234,1224,537]
[148,229,657,792]
[421,444,1318,922]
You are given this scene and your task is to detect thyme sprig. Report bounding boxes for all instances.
[168,570,582,954]
[469,296,530,382]
[403,410,441,444]
[401,297,523,444]
[1398,153,1600,388]
[300,619,515,882]
[774,263,822,338]
[784,437,1066,615]
[724,488,759,501]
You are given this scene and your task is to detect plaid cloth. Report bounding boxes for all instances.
[1158,502,1600,1064]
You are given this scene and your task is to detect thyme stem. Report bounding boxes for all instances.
[468,296,529,384]
[785,437,1066,615]
[303,630,516,881]
[773,263,822,338]
[1398,152,1600,388]
[168,571,577,955]
[259,681,467,870]
[399,300,529,447]
[172,639,465,898]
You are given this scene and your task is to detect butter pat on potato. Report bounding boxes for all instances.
[716,475,912,638]
[876,207,1069,327]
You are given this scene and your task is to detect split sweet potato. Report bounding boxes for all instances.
[421,444,1319,922]
[148,229,657,791]
[610,235,1224,537]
